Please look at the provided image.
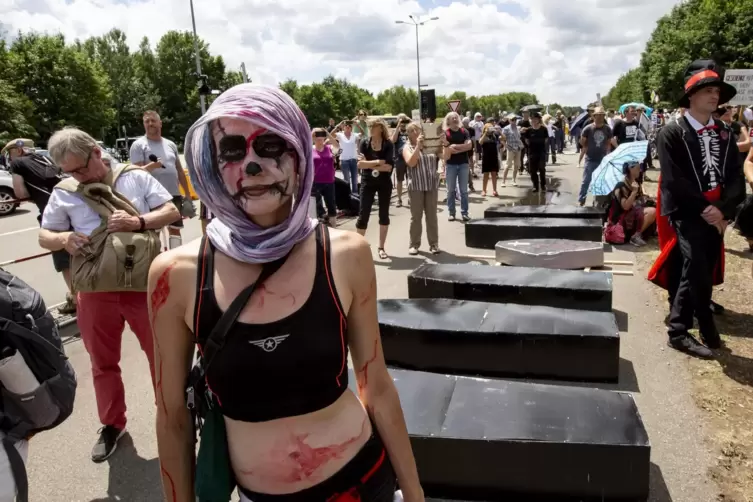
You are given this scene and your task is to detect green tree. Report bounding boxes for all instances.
[279,76,375,126]
[606,0,753,109]
[133,31,232,145]
[603,69,645,110]
[0,78,37,143]
[7,33,113,142]
[79,29,148,144]
[374,85,418,115]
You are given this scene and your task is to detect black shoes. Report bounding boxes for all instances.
[667,334,714,359]
[92,425,126,463]
[710,300,725,315]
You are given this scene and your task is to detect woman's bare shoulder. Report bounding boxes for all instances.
[327,228,372,267]
[149,237,203,293]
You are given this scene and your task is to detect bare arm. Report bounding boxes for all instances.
[347,237,424,502]
[39,229,71,252]
[148,252,197,502]
[391,126,401,143]
[142,202,181,230]
[135,160,164,172]
[579,136,587,164]
[737,125,751,153]
[458,139,473,152]
[744,148,753,189]
[174,156,191,196]
[11,174,30,200]
[403,142,421,168]
[358,158,382,169]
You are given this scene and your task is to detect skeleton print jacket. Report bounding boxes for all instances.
[657,116,745,221]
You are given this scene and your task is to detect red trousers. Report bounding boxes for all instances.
[77,291,156,430]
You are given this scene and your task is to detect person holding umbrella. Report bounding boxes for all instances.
[647,59,745,359]
[603,161,657,246]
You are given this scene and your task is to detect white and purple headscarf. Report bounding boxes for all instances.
[184,84,316,264]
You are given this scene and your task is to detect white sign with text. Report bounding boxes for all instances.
[724,69,753,105]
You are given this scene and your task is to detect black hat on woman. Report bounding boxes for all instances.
[678,59,737,108]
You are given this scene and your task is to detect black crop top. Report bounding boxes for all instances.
[193,224,349,422]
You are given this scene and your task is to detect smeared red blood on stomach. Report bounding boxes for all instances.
[238,419,368,486]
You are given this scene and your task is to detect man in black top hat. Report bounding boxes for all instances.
[649,59,745,358]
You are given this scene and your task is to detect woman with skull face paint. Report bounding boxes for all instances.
[312,127,341,227]
[148,84,423,502]
[356,118,395,260]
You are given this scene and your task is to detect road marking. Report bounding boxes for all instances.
[0,226,38,237]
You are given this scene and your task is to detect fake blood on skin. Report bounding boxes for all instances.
[356,338,379,396]
[150,262,177,416]
[160,466,178,502]
[240,418,368,484]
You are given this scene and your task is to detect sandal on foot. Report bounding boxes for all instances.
[377,248,388,259]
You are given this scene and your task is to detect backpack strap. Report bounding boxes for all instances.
[54,165,143,220]
[1,437,28,502]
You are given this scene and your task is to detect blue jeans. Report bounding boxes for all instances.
[445,163,469,217]
[341,158,358,193]
[579,158,601,204]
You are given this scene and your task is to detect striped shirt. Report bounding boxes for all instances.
[405,144,439,192]
[502,124,523,151]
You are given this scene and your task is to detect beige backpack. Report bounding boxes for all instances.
[55,164,162,293]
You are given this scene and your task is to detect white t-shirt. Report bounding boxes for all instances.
[335,132,361,160]
[470,120,485,140]
[41,169,173,236]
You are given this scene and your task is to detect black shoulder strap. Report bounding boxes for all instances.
[200,253,289,373]
[2,438,28,502]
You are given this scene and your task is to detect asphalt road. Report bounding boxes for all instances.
[0,154,717,501]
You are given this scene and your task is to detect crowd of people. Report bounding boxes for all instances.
[2,59,753,501]
[309,106,574,258]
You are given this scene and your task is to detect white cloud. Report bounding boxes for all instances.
[3,0,682,106]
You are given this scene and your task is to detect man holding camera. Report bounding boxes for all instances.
[129,110,191,249]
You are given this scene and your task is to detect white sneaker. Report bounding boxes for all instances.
[408,247,419,255]
[630,234,647,247]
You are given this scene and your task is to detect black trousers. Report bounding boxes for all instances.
[356,175,392,229]
[313,182,337,219]
[529,156,547,191]
[667,218,722,338]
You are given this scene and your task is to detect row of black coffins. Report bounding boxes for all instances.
[376,204,650,501]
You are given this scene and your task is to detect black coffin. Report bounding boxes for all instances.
[349,368,651,501]
[465,217,603,249]
[484,204,604,220]
[408,263,612,311]
[378,298,620,382]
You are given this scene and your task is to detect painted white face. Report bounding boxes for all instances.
[212,117,298,216]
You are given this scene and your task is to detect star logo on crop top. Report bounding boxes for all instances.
[249,335,289,352]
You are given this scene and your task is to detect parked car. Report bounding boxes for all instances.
[0,169,19,216]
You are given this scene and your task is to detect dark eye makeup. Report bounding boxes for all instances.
[217,133,290,164]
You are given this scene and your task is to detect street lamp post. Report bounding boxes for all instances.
[189,0,206,114]
[396,15,438,120]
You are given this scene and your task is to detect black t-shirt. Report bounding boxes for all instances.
[730,121,748,166]
[445,128,471,165]
[612,119,640,145]
[554,117,564,129]
[359,138,394,181]
[525,126,550,158]
[9,154,63,219]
